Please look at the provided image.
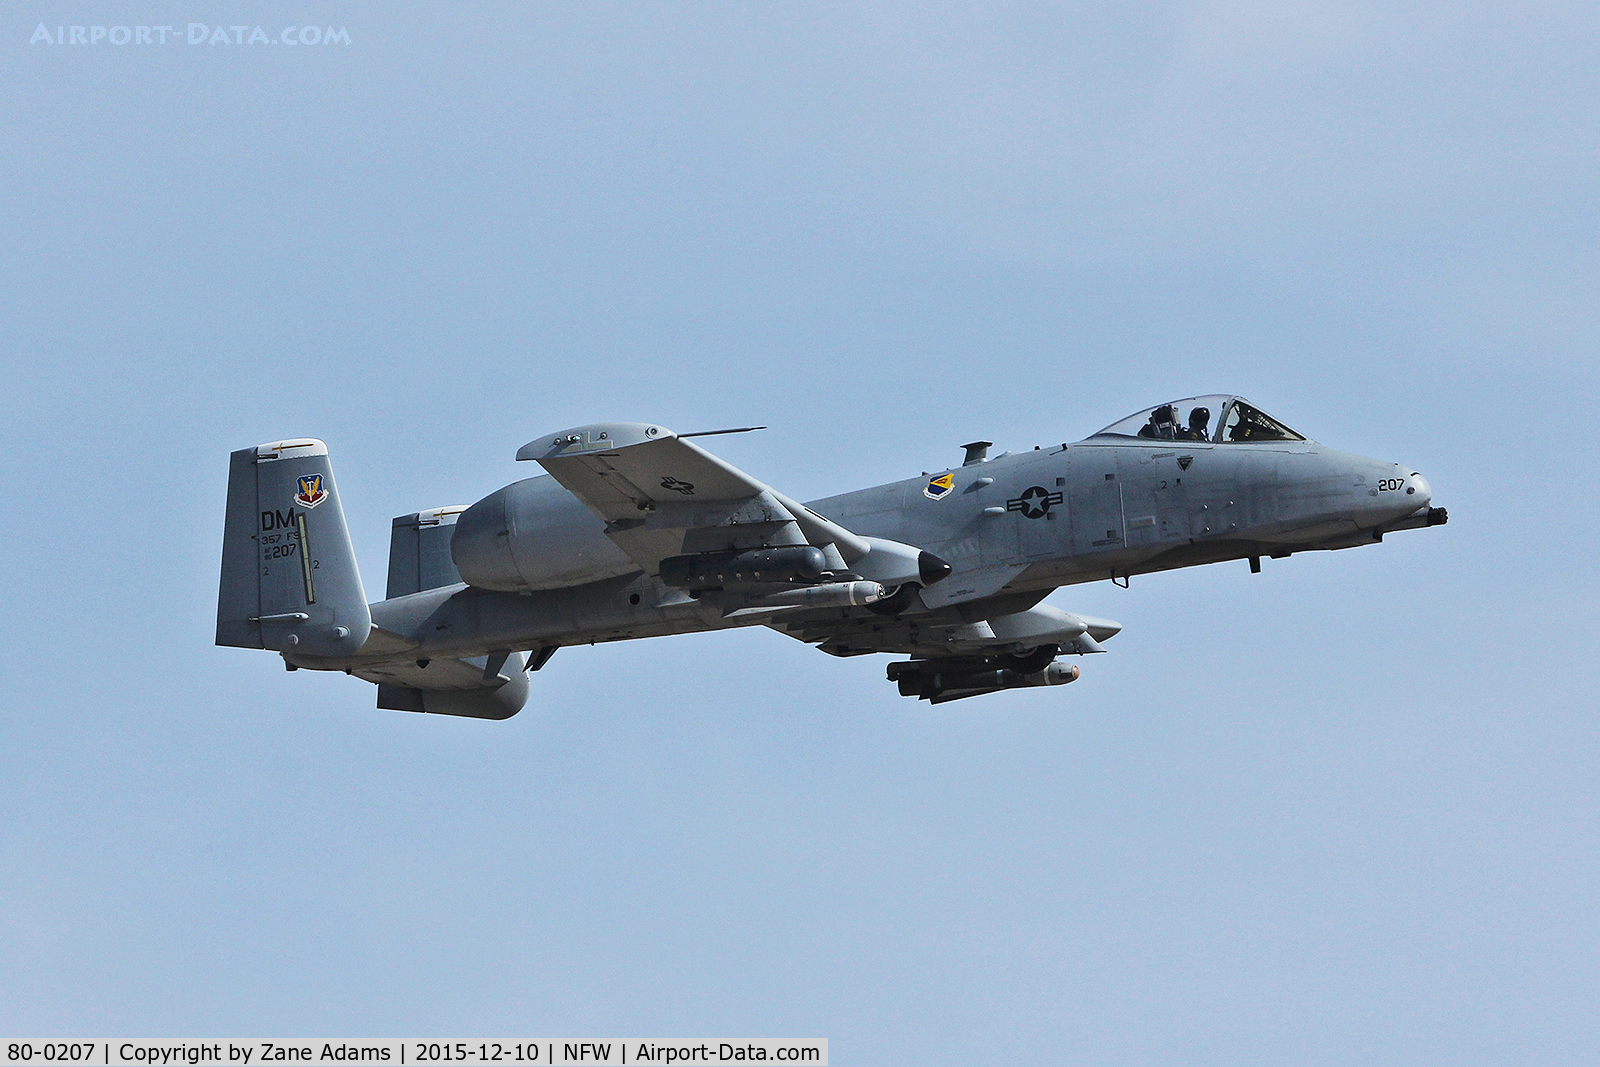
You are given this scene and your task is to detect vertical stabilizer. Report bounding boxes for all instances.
[386,506,468,598]
[216,439,371,656]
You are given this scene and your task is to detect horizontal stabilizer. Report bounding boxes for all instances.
[358,651,530,720]
[375,682,524,720]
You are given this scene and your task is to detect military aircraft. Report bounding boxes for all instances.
[216,395,1446,714]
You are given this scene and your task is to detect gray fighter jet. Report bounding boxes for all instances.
[217,395,1446,714]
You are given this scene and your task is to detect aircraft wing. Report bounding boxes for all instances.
[766,600,1121,659]
[519,423,871,578]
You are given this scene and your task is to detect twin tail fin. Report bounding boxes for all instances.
[216,439,371,657]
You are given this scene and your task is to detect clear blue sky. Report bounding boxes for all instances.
[4,3,1597,1063]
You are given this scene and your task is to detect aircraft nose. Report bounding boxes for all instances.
[1408,471,1432,508]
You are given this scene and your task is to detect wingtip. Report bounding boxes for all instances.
[516,423,676,461]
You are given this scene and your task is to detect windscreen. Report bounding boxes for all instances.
[1093,395,1305,443]
[1094,395,1232,441]
[1218,400,1304,442]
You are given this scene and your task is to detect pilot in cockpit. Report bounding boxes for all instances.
[1179,406,1210,441]
[1137,404,1179,439]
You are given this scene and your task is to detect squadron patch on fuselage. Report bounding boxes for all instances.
[1006,485,1063,519]
[923,472,955,500]
[294,474,327,509]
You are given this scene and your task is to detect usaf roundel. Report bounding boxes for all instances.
[294,473,328,509]
[1006,485,1063,518]
[923,472,955,500]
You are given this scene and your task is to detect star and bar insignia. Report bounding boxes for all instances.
[1006,485,1063,518]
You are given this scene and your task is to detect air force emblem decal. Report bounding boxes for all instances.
[294,474,328,509]
[923,472,955,500]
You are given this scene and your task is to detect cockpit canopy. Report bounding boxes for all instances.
[1092,395,1306,444]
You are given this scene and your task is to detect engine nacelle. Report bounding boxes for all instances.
[450,476,954,599]
[451,475,638,592]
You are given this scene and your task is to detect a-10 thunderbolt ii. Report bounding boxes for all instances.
[216,394,1446,715]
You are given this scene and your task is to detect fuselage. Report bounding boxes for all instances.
[819,434,1433,589]
[343,433,1436,665]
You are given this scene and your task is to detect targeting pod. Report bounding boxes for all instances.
[660,545,832,590]
[888,659,1080,703]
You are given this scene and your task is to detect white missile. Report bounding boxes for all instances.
[752,580,886,608]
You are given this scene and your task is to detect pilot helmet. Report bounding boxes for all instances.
[1189,405,1210,426]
